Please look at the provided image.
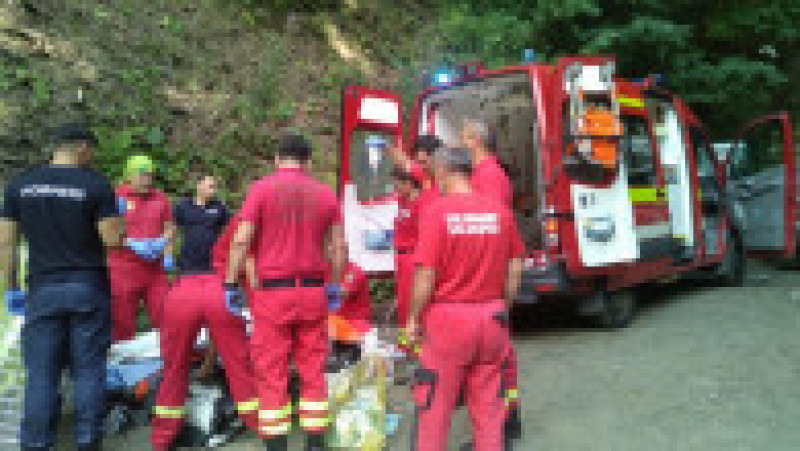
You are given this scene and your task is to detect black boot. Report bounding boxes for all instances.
[306,432,326,450]
[264,435,289,451]
[505,407,522,440]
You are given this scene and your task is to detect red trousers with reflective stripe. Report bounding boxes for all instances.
[413,301,510,451]
[250,286,328,436]
[151,274,259,451]
[395,252,414,328]
[503,344,520,411]
[108,257,169,342]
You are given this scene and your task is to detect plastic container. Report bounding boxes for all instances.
[0,317,25,447]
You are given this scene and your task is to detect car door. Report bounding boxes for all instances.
[688,126,725,260]
[727,113,796,258]
[340,86,404,273]
[619,110,674,262]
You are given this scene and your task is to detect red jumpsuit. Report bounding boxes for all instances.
[472,155,521,416]
[395,162,438,354]
[239,168,340,438]
[394,193,416,330]
[108,184,172,342]
[151,216,259,451]
[329,262,372,342]
[414,193,523,451]
[412,192,524,451]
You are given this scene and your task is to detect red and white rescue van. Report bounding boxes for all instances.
[338,55,796,327]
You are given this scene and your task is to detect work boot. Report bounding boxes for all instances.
[306,432,326,450]
[505,407,522,440]
[264,436,289,451]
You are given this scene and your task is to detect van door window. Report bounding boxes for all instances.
[621,115,657,186]
[348,130,395,201]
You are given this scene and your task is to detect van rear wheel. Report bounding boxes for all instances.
[593,290,637,329]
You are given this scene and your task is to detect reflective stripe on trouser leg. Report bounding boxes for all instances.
[153,405,185,419]
[259,404,292,437]
[237,398,259,414]
[505,388,519,410]
[299,399,329,432]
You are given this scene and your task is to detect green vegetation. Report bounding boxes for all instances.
[2,0,798,204]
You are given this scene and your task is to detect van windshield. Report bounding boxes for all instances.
[418,72,543,249]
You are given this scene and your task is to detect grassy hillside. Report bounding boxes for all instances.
[1,0,435,203]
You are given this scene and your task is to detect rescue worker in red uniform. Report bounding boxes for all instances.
[462,118,522,440]
[391,168,420,333]
[328,261,373,363]
[387,135,442,351]
[108,155,174,342]
[151,176,260,451]
[226,134,345,451]
[407,146,524,451]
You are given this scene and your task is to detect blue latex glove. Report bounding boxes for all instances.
[125,238,167,261]
[163,254,175,272]
[224,283,245,316]
[125,238,158,260]
[116,196,127,215]
[4,289,26,316]
[148,237,169,257]
[326,284,342,312]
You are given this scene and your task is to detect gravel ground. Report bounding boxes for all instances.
[52,259,800,450]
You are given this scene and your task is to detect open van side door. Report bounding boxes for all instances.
[727,112,796,258]
[339,86,404,273]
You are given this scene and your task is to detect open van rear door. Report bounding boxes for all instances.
[340,86,404,273]
[727,113,796,258]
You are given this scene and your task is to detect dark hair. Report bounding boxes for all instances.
[435,146,473,177]
[391,167,421,189]
[52,123,97,147]
[277,133,312,162]
[413,135,443,156]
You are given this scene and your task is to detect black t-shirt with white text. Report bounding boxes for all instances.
[1,165,119,285]
[174,197,230,273]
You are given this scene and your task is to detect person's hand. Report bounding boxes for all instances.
[148,237,169,257]
[224,283,245,316]
[326,283,342,312]
[4,288,26,316]
[163,254,175,272]
[125,238,156,260]
[405,316,421,347]
[125,238,166,261]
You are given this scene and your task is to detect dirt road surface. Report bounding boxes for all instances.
[70,260,799,449]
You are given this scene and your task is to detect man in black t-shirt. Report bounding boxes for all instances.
[152,176,264,450]
[173,175,230,274]
[0,124,124,451]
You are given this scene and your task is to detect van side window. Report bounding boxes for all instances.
[689,127,721,195]
[348,130,395,201]
[689,129,716,179]
[621,115,657,186]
